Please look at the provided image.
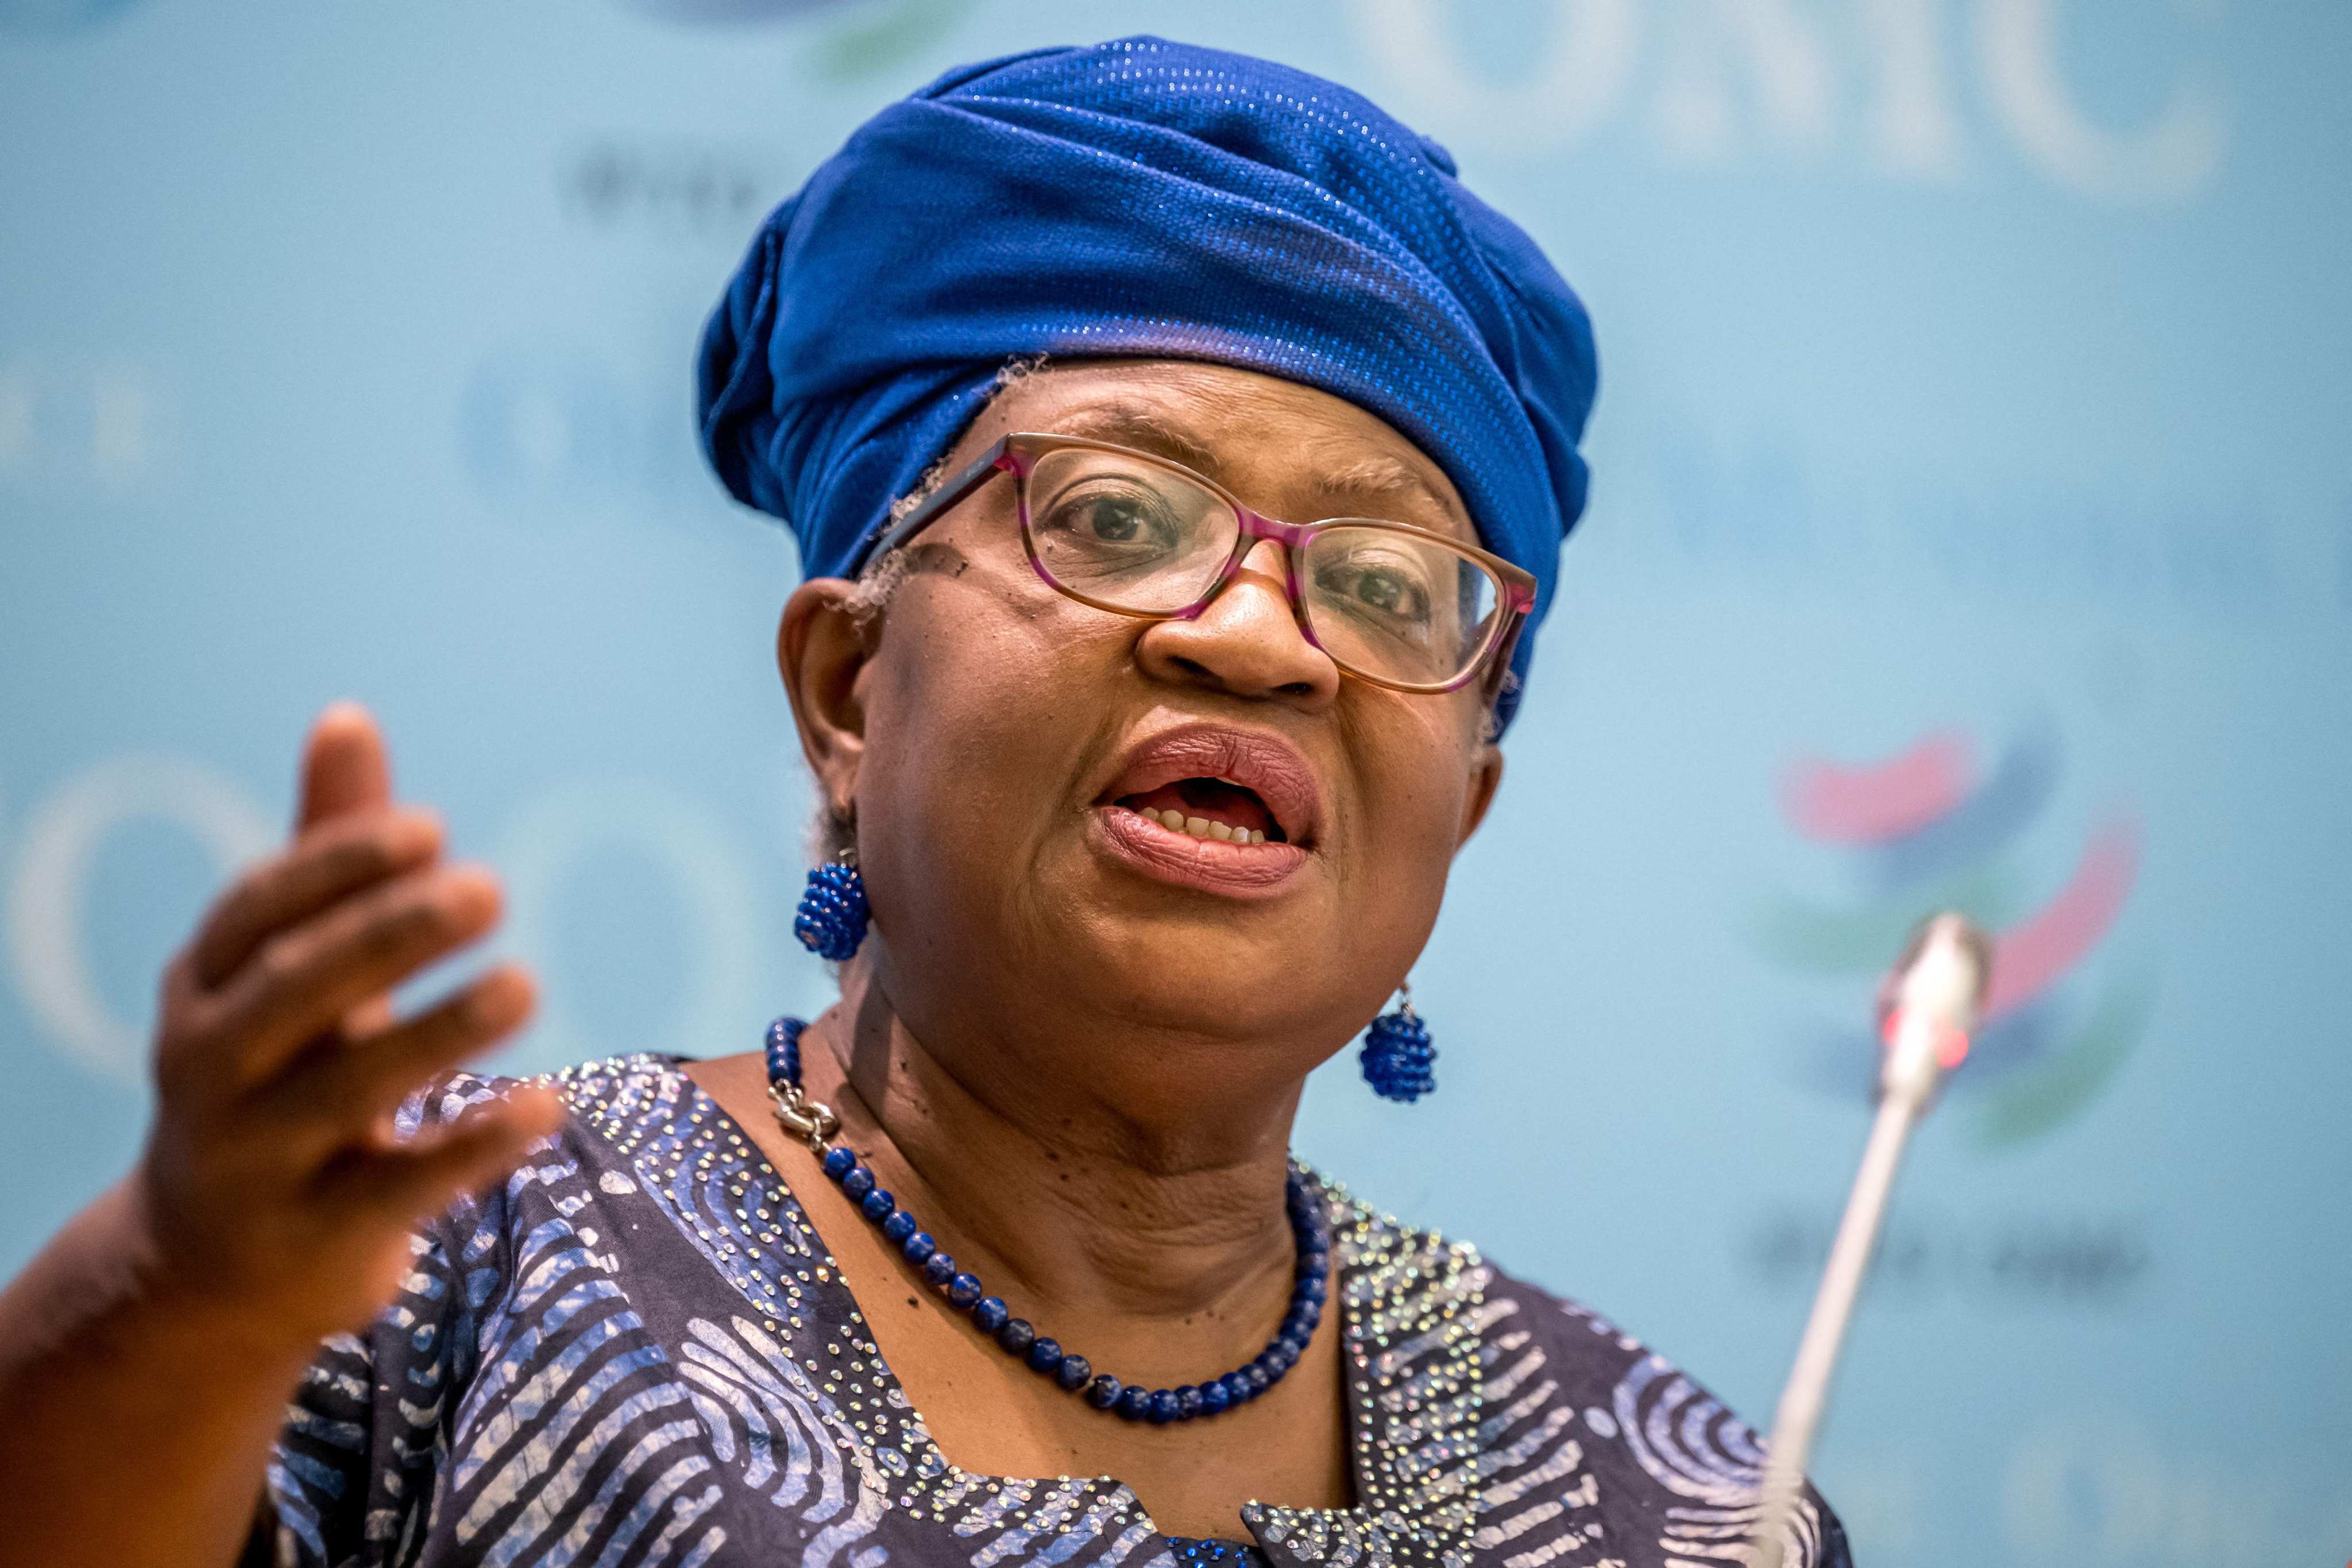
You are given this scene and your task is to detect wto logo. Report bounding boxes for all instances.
[0,361,174,497]
[1756,726,2153,1146]
[1357,0,2230,206]
[0,760,788,1086]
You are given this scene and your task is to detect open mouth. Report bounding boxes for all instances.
[1088,723,1322,897]
[1111,777,1288,845]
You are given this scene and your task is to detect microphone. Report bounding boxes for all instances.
[1748,912,1991,1568]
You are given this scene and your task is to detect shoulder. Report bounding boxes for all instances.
[395,1049,697,1140]
[1478,1258,1730,1472]
[1309,1176,1853,1568]
[390,1051,719,1195]
[384,1051,717,1276]
[266,1053,775,1566]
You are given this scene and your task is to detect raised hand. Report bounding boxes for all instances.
[0,703,569,1568]
[136,702,566,1337]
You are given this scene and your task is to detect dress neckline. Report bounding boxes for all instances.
[554,1052,1494,1568]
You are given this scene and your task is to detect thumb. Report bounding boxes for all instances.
[297,701,393,833]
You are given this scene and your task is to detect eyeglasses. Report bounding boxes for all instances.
[869,432,1538,696]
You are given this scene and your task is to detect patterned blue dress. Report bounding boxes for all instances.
[253,1055,1850,1568]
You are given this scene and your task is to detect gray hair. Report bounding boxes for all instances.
[810,357,1052,863]
[834,353,1048,635]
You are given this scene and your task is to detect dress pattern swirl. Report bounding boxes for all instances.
[255,1055,1848,1568]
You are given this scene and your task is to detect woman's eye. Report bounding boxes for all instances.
[1319,562,1432,627]
[1077,497,1148,542]
[1354,571,1414,613]
[1041,486,1176,550]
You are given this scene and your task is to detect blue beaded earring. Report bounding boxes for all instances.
[1360,984,1436,1103]
[794,850,869,960]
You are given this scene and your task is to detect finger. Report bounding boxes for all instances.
[296,706,410,1042]
[186,808,443,989]
[214,864,503,1088]
[344,995,397,1040]
[316,1086,568,1225]
[252,965,536,1158]
[297,702,392,832]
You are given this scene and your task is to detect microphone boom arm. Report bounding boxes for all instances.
[1749,913,1990,1568]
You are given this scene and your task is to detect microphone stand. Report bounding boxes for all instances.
[1749,913,1990,1568]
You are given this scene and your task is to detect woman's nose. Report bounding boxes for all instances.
[1133,538,1341,706]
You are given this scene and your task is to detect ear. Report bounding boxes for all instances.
[1455,741,1504,848]
[777,578,871,824]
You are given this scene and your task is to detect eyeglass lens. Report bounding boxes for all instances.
[1022,447,1504,689]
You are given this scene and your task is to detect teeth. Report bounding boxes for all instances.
[1134,805,1273,845]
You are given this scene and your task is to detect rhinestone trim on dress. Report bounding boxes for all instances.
[561,1053,1488,1567]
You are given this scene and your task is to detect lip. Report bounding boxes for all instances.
[1087,721,1324,899]
[1095,721,1325,847]
[1090,805,1311,898]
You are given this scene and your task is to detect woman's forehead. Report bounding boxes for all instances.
[982,361,1475,539]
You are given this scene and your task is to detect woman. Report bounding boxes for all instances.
[0,37,1849,1568]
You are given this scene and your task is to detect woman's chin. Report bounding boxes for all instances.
[1086,802,1311,901]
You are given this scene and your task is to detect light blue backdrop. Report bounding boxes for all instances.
[3,1,2347,1561]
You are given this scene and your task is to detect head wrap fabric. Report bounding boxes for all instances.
[698,35,1597,730]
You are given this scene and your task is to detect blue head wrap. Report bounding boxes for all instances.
[698,35,1597,731]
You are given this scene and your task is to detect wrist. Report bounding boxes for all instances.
[119,1167,334,1370]
[0,1182,308,1411]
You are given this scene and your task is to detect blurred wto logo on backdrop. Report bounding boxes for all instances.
[615,0,972,80]
[601,0,2235,206]
[1344,0,2229,206]
[3,0,2241,207]
[0,760,804,1089]
[1756,725,2153,1149]
[0,361,176,499]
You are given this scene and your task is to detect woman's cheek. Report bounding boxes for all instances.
[876,594,1105,849]
[1354,717,1473,901]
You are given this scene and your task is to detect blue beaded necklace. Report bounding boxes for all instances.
[763,1017,1330,1424]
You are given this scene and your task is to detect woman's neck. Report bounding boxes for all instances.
[794,957,1307,1337]
[683,961,1358,1534]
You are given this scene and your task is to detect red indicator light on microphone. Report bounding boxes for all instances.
[1878,1009,1970,1070]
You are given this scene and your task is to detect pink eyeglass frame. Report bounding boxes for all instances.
[867,431,1539,698]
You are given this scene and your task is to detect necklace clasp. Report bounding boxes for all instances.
[767,1079,841,1156]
